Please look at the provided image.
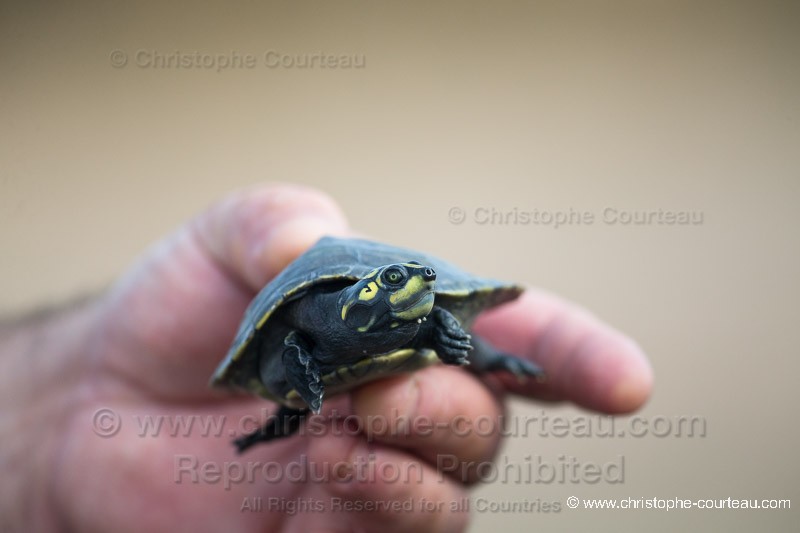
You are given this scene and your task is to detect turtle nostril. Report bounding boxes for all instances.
[423,267,436,281]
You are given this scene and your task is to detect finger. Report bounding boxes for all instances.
[350,365,504,484]
[193,183,349,289]
[306,430,470,533]
[473,289,653,414]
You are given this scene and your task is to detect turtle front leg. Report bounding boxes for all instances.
[283,330,324,413]
[419,307,473,366]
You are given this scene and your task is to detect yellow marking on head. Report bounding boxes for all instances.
[357,314,377,333]
[389,275,426,306]
[394,292,435,320]
[341,301,351,320]
[359,281,379,301]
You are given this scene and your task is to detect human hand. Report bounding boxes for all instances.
[0,184,652,532]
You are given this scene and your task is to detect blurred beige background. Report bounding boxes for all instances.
[2,0,798,531]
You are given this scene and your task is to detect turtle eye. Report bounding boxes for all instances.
[382,267,405,285]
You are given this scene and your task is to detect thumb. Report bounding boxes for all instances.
[97,183,349,401]
[193,183,350,289]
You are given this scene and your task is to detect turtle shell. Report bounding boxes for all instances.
[211,236,523,402]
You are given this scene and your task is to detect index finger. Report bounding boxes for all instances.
[473,289,653,414]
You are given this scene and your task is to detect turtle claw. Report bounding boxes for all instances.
[430,307,473,366]
[435,335,471,365]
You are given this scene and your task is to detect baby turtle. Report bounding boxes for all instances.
[211,236,543,452]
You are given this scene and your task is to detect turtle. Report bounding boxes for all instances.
[211,236,544,453]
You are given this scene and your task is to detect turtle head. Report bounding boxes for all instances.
[338,261,437,333]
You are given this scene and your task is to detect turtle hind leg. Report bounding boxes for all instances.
[234,406,308,454]
[467,335,546,382]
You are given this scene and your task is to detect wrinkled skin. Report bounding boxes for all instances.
[0,184,653,533]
